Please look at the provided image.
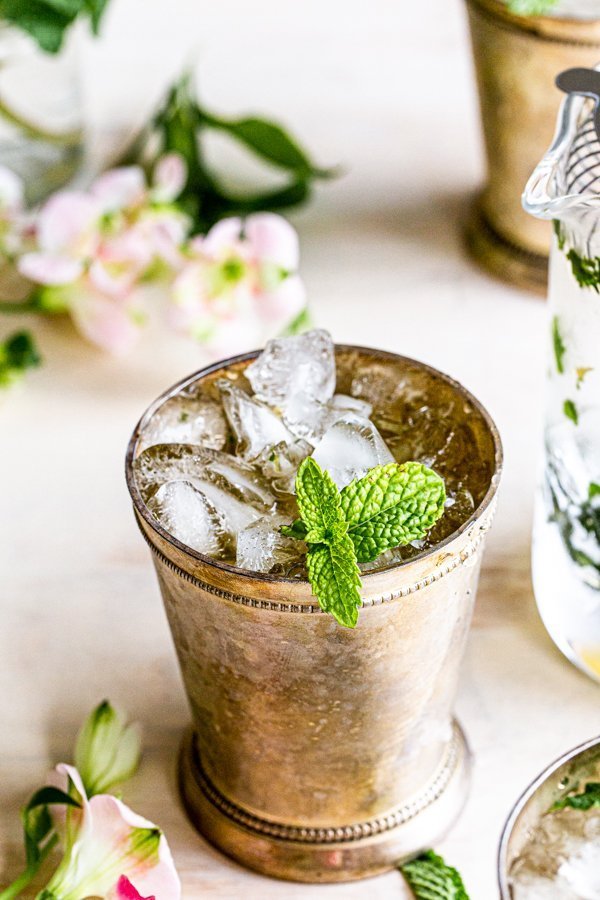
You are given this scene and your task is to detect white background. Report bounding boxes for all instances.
[3,1,600,897]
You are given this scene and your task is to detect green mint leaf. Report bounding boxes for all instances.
[552,316,566,374]
[295,457,347,541]
[400,850,470,900]
[552,782,600,811]
[567,249,600,292]
[564,398,579,425]
[589,483,600,499]
[553,219,566,250]
[306,535,362,628]
[340,462,446,563]
[0,330,42,387]
[280,519,308,540]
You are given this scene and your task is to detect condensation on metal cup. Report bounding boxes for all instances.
[125,346,503,883]
[498,735,600,898]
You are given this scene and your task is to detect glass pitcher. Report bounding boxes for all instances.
[524,71,600,681]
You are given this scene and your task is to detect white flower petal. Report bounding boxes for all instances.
[202,217,243,256]
[36,191,100,255]
[152,153,186,203]
[91,167,146,213]
[245,212,299,270]
[18,252,83,285]
[0,165,23,210]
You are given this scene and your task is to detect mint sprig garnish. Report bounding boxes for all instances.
[552,782,600,811]
[399,850,470,899]
[340,462,446,563]
[285,458,446,628]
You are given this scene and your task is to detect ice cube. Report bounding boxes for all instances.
[217,378,294,460]
[147,480,228,557]
[236,515,304,574]
[245,329,336,437]
[292,393,374,444]
[259,438,312,493]
[133,444,275,510]
[329,394,373,419]
[138,395,227,453]
[311,414,394,489]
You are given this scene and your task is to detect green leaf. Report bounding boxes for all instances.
[340,462,446,563]
[0,330,42,387]
[26,787,80,812]
[552,316,566,375]
[564,398,579,425]
[567,249,600,292]
[74,699,141,797]
[306,535,362,628]
[400,850,470,900]
[280,519,308,540]
[0,0,71,52]
[589,483,600,499]
[506,0,557,13]
[295,457,347,541]
[552,782,600,811]
[199,110,334,179]
[280,306,313,337]
[83,0,108,31]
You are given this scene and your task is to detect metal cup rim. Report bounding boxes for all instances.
[498,733,600,898]
[125,343,503,586]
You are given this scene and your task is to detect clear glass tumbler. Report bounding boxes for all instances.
[524,80,600,680]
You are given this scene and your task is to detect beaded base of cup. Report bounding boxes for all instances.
[179,723,471,883]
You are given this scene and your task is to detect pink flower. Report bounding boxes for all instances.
[17,156,190,354]
[115,875,155,900]
[169,213,306,354]
[44,765,180,900]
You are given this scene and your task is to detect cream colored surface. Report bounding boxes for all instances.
[3,0,600,896]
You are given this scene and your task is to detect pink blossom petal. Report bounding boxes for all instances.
[258,274,306,325]
[0,165,23,210]
[37,191,100,255]
[88,795,180,900]
[88,260,137,298]
[91,167,146,213]
[71,286,143,355]
[18,252,83,285]
[202,217,243,257]
[245,213,299,270]
[115,875,154,900]
[101,228,154,270]
[152,153,186,203]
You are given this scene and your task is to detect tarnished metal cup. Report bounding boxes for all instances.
[498,735,600,897]
[464,0,600,293]
[125,346,502,883]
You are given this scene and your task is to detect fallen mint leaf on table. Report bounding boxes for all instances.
[564,398,579,425]
[552,782,600,811]
[399,850,470,899]
[287,457,445,628]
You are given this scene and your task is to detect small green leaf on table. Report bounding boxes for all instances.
[399,850,471,899]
